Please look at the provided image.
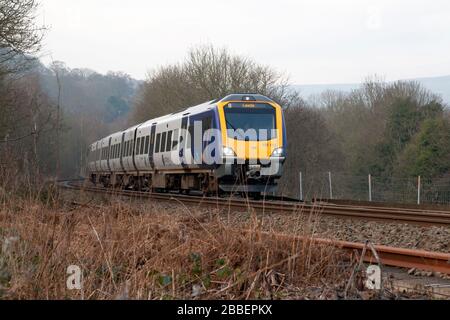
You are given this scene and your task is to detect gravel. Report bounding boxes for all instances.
[221,210,450,253]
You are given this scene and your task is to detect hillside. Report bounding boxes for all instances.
[37,61,141,122]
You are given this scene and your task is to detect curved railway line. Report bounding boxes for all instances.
[60,179,450,275]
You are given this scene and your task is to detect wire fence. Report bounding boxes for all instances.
[277,172,450,206]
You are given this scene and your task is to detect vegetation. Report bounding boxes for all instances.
[1,0,450,300]
[131,45,299,123]
[0,0,45,76]
[0,194,351,299]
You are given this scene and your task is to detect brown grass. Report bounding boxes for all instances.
[0,188,354,300]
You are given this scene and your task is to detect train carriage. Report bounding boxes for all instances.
[87,94,286,196]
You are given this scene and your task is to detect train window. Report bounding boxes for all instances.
[140,137,145,154]
[144,136,150,154]
[161,132,167,153]
[155,133,161,153]
[172,129,179,150]
[150,132,155,154]
[188,124,195,150]
[224,103,276,141]
[166,131,172,152]
[136,138,141,155]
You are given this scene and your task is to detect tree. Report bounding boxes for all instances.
[395,118,450,178]
[278,103,343,197]
[317,78,446,178]
[0,0,45,75]
[105,96,130,122]
[131,45,298,123]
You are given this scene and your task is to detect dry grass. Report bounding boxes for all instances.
[0,188,356,300]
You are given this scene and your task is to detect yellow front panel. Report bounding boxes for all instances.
[217,101,283,160]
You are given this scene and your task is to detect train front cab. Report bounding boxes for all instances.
[215,95,286,194]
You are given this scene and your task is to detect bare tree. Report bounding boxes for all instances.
[0,0,45,75]
[50,61,63,180]
[132,45,298,123]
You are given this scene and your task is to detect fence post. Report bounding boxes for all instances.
[328,171,333,199]
[299,171,303,202]
[368,174,372,202]
[417,176,421,205]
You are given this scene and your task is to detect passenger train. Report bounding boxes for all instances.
[87,94,286,197]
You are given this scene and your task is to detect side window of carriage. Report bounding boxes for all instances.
[172,129,179,150]
[166,130,173,152]
[155,133,161,153]
[144,135,150,154]
[161,132,167,153]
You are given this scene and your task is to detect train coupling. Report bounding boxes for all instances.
[247,164,262,179]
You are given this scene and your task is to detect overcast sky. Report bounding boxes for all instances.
[38,0,450,84]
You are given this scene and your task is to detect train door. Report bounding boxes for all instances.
[131,128,138,172]
[95,141,101,172]
[179,116,189,167]
[107,137,112,172]
[161,120,176,168]
[120,132,126,172]
[188,111,214,166]
[149,124,156,169]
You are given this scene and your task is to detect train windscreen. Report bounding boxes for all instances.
[224,103,277,141]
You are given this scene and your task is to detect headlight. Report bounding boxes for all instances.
[271,148,285,157]
[222,147,236,157]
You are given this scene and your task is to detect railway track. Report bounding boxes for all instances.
[61,179,450,275]
[252,231,450,275]
[62,180,450,227]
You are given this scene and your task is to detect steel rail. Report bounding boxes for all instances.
[62,181,450,227]
[252,231,450,274]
